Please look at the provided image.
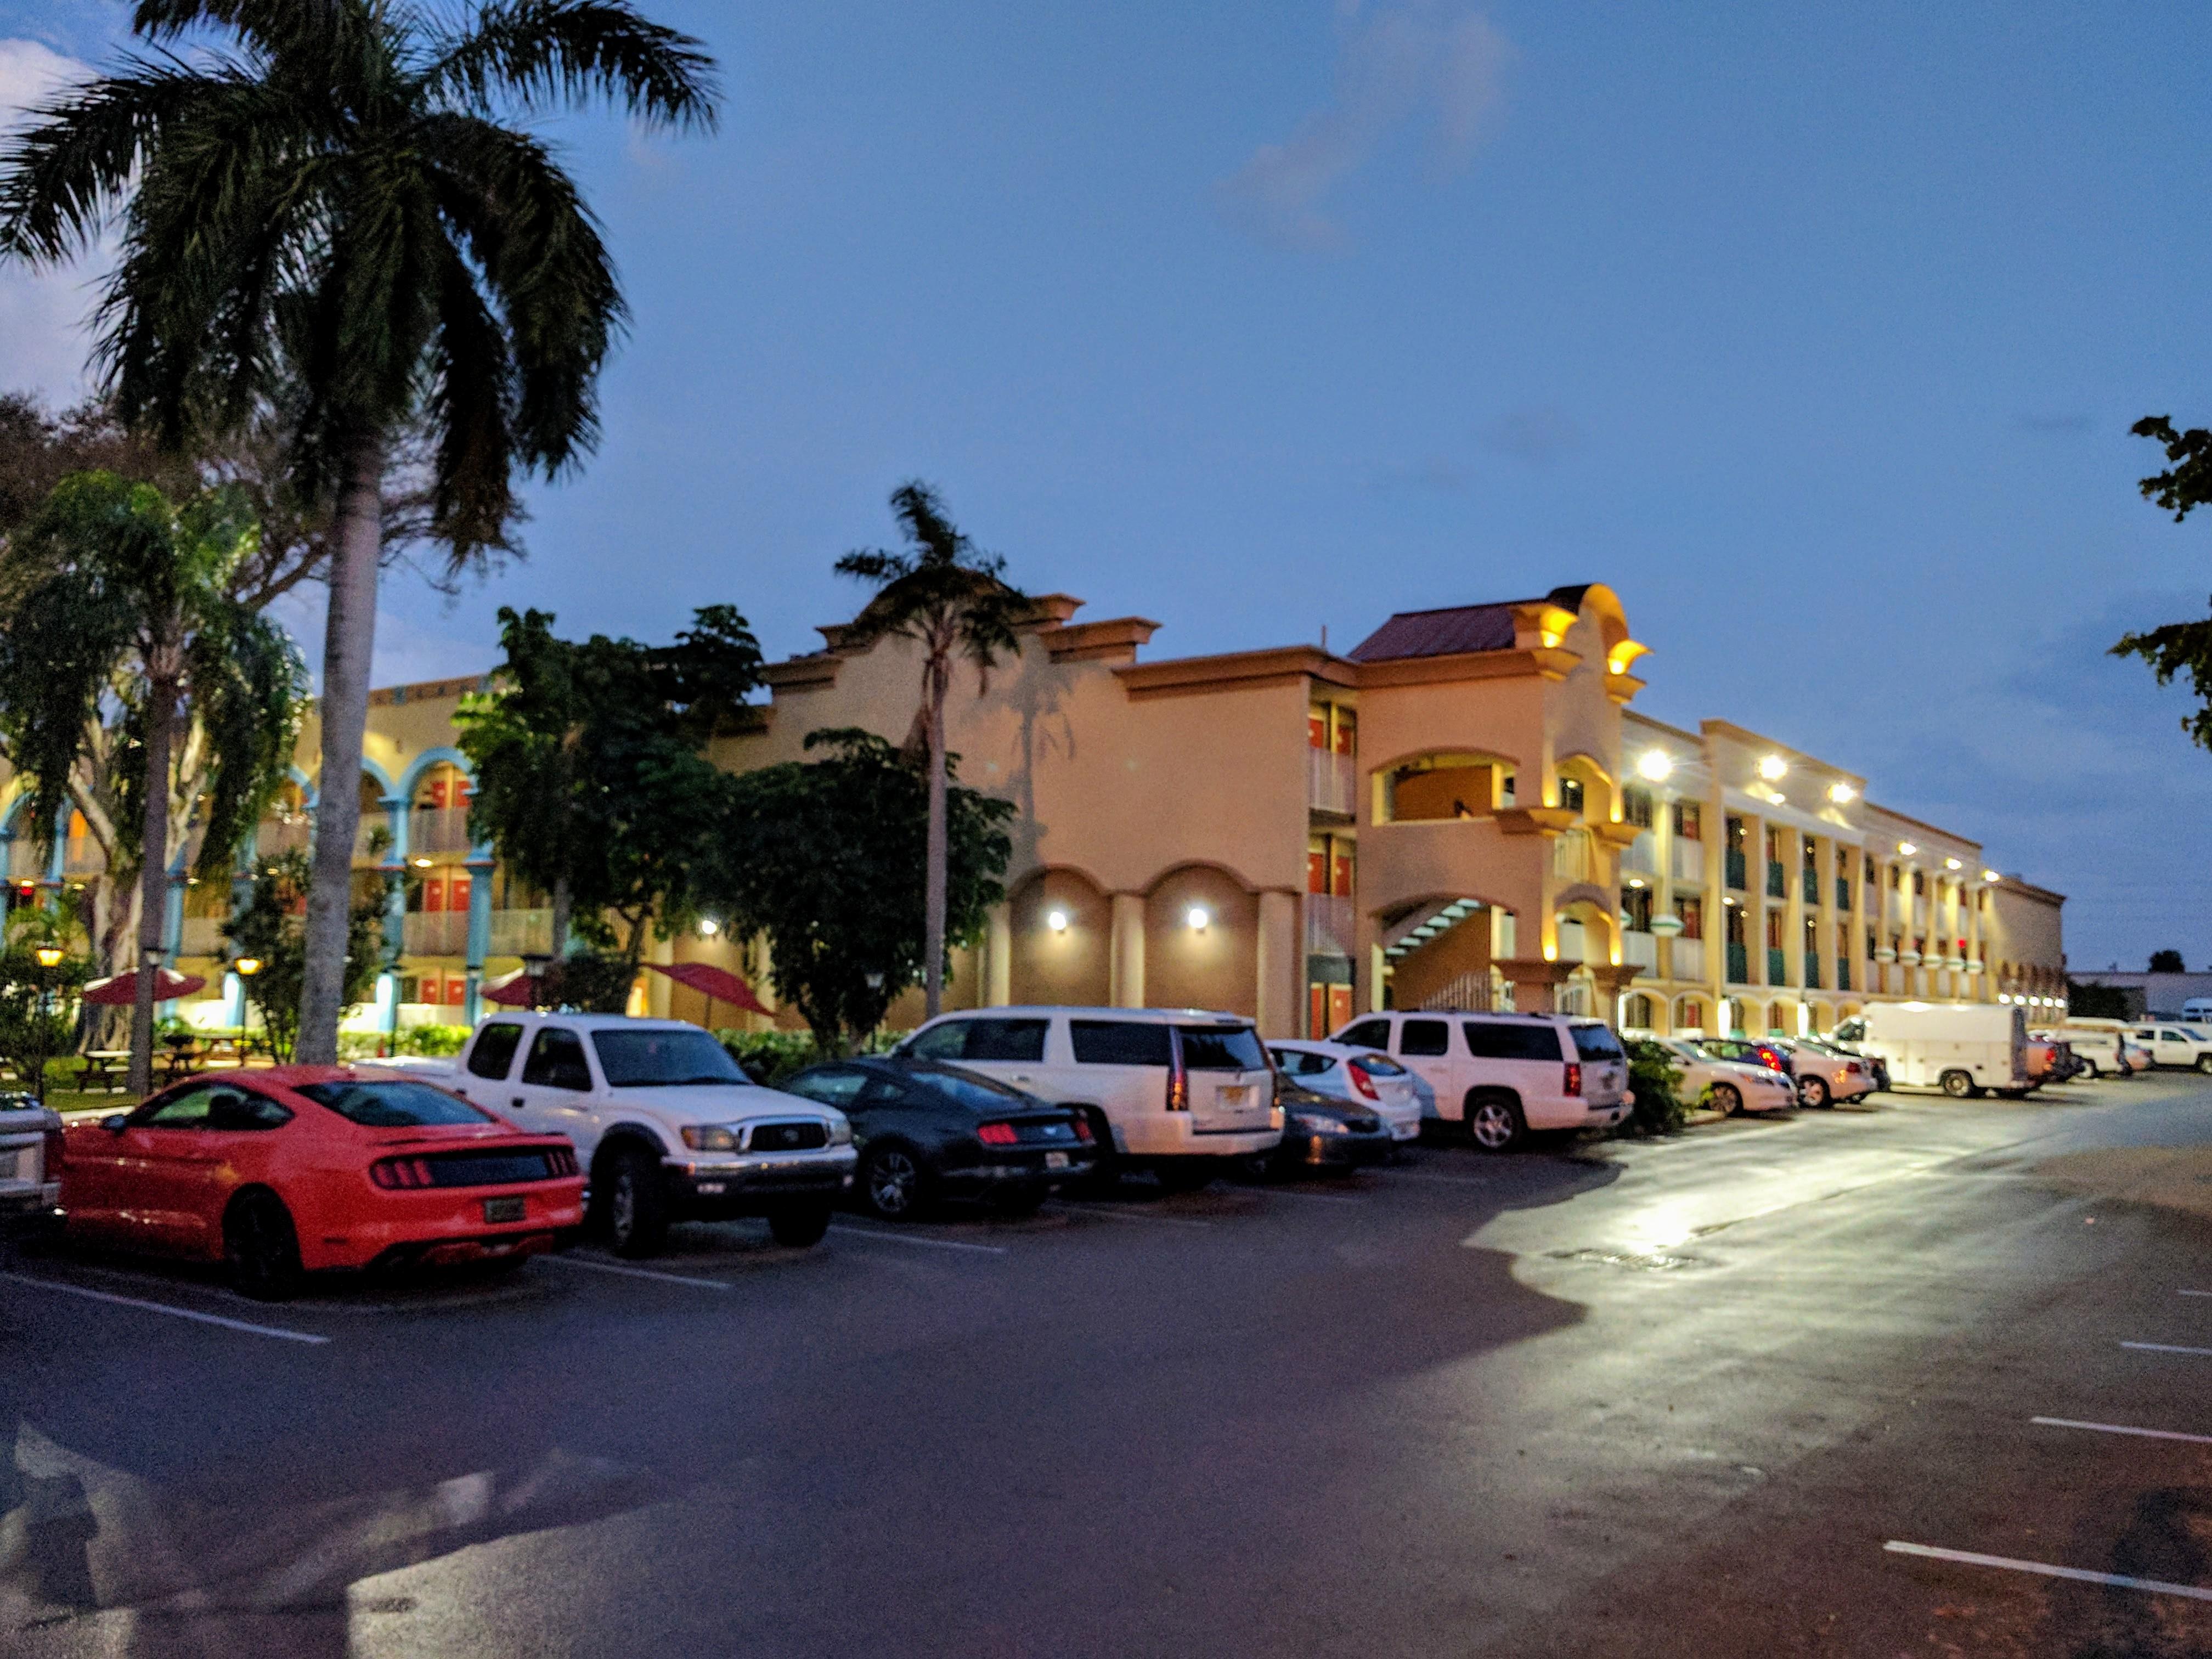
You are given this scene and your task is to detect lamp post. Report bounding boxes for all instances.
[29,944,63,1105]
[234,955,262,1059]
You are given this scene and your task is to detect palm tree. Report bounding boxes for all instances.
[0,1,718,1063]
[0,472,307,1093]
[837,483,1029,1019]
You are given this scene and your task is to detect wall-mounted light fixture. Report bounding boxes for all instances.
[1944,857,1962,871]
[1828,782,1855,804]
[1897,841,1917,856]
[1757,755,1787,781]
[412,856,433,868]
[33,946,61,969]
[1186,905,1209,932]
[1046,909,1070,933]
[1982,868,2001,883]
[235,956,262,978]
[698,918,719,936]
[1637,749,1673,782]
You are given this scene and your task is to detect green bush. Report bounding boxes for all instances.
[716,1026,898,1085]
[1621,1037,1689,1136]
[396,1023,472,1057]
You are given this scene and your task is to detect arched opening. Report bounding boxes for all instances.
[1765,1000,1790,1035]
[1807,1002,1833,1035]
[1009,868,1111,1007]
[1622,991,1656,1032]
[1144,866,1257,1017]
[1555,753,1615,825]
[1674,995,1707,1036]
[1376,750,1517,822]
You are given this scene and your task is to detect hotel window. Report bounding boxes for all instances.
[1866,928,1878,959]
[1889,866,1902,891]
[1622,887,1654,931]
[1559,776,1585,814]
[1864,855,1876,882]
[1836,921,1851,958]
[1765,909,1785,949]
[1623,786,1654,828]
[1677,896,1704,940]
[1764,826,1781,862]
[1912,871,1925,896]
[1674,802,1702,840]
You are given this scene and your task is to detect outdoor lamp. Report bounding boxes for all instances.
[698,918,719,936]
[1982,868,2001,883]
[33,946,61,968]
[1897,841,1916,856]
[1635,749,1673,782]
[235,956,262,977]
[1944,857,1962,871]
[412,856,433,868]
[1186,906,1210,932]
[1828,782,1855,804]
[1046,909,1070,933]
[1757,755,1787,781]
[1651,913,1684,938]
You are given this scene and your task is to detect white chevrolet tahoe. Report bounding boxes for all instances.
[401,1014,856,1257]
[1329,1010,1631,1150]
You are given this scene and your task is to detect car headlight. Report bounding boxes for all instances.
[681,1125,738,1152]
[827,1118,853,1146]
[1293,1112,1348,1135]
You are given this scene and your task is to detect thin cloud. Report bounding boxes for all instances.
[1217,2,1511,252]
[1480,404,1582,465]
[0,38,102,404]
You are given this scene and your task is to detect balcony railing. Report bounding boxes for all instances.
[409,806,475,856]
[1804,955,1822,990]
[1620,833,1658,877]
[1767,946,1787,984]
[1671,838,1704,882]
[1417,972,1493,1013]
[1622,930,1658,970]
[1304,893,1356,960]
[1725,850,1747,889]
[1553,829,1596,883]
[1307,748,1356,817]
[1726,942,1750,983]
[1765,861,1786,899]
[1802,868,1818,902]
[487,907,552,958]
[1837,959,1852,992]
[3,836,44,882]
[1835,876,1852,911]
[402,911,471,957]
[63,835,102,875]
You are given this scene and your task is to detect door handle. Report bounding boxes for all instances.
[512,1097,526,1109]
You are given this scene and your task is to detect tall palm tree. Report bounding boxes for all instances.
[0,472,307,1093]
[0,1,718,1062]
[837,483,1029,1019]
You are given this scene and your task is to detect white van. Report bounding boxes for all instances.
[1328,1010,1630,1150]
[2184,998,2212,1025]
[1855,1002,2035,1098]
[896,1007,1282,1189]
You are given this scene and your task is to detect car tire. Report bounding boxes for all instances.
[1465,1092,1526,1153]
[1799,1076,1831,1110]
[1940,1069,1974,1099]
[2079,1059,2098,1079]
[861,1143,928,1220]
[1710,1082,1741,1118]
[600,1145,670,1259]
[224,1189,303,1301]
[2197,1054,2212,1075]
[1077,1109,1119,1190]
[768,1204,832,1248]
[1155,1160,1217,1195]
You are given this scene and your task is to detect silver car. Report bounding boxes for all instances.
[1268,1041,1423,1142]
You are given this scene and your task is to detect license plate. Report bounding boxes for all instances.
[483,1196,526,1223]
[1045,1152,1070,1170]
[1217,1086,1251,1107]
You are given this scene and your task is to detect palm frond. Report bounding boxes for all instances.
[183,599,308,877]
[422,233,521,564]
[426,0,720,133]
[131,1,378,67]
[0,64,212,264]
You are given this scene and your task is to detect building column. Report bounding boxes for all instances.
[985,902,1012,1007]
[1497,957,1571,1014]
[1109,893,1145,1008]
[462,853,493,1025]
[1255,889,1296,1039]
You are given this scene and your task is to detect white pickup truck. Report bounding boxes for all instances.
[396,1013,856,1257]
[0,1093,61,1228]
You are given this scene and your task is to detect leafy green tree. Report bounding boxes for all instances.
[0,901,94,1102]
[2067,979,2132,1021]
[0,472,306,1092]
[0,0,720,1064]
[2151,949,2186,973]
[222,850,388,1063]
[2133,415,2212,522]
[714,729,1014,1053]
[836,483,1030,1019]
[456,604,763,966]
[2114,416,2212,737]
[1621,1037,1689,1136]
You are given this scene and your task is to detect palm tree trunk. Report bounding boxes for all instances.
[549,873,571,958]
[923,674,949,1020]
[296,431,384,1064]
[128,671,178,1097]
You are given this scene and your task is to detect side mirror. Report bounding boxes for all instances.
[101,1114,128,1133]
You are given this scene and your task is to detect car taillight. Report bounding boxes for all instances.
[370,1156,436,1190]
[1166,1065,1188,1111]
[977,1122,1018,1147]
[1071,1116,1093,1143]
[1564,1062,1583,1096]
[545,1147,578,1176]
[1346,1062,1380,1101]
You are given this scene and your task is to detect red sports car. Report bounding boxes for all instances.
[59,1066,585,1298]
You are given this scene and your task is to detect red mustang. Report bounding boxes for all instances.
[59,1066,584,1298]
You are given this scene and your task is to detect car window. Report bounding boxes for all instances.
[1465,1022,1565,1062]
[1568,1023,1624,1060]
[905,1022,970,1062]
[296,1080,494,1127]
[206,1089,292,1132]
[1338,1019,1393,1050]
[521,1028,592,1091]
[1352,1054,1407,1076]
[1398,1019,1450,1057]
[963,1019,1049,1063]
[1069,1020,1173,1066]
[467,1021,526,1080]
[133,1086,216,1128]
[1269,1049,1330,1076]
[783,1067,867,1106]
[915,1069,1034,1112]
[591,1028,747,1087]
[1176,1025,1267,1070]
[2161,1030,2186,1042]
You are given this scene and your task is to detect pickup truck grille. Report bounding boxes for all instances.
[747,1121,827,1153]
[371,1147,577,1190]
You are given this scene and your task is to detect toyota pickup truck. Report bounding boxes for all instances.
[0,1093,61,1230]
[394,1013,856,1257]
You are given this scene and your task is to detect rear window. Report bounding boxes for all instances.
[1069,1020,1173,1067]
[298,1079,493,1127]
[1568,1023,1624,1059]
[1464,1021,1564,1062]
[1352,1054,1407,1076]
[1175,1025,1266,1071]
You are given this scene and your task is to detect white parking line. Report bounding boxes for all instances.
[540,1255,733,1290]
[1884,1541,2212,1602]
[2033,1416,2212,1446]
[828,1224,1007,1256]
[2181,1289,2212,1298]
[2121,1341,2212,1357]
[0,1271,330,1344]
[1056,1203,1215,1229]
[1265,1187,1365,1205]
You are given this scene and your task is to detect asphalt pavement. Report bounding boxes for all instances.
[7,1074,2212,1656]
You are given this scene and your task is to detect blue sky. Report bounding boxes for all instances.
[3,2,2210,968]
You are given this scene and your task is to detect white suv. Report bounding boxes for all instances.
[1329,1011,1631,1150]
[896,1008,1283,1190]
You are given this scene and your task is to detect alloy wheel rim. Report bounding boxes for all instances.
[1716,1087,1737,1116]
[1472,1104,1513,1148]
[611,1173,636,1240]
[871,1152,915,1214]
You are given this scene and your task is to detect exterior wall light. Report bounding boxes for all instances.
[1897,841,1917,856]
[1186,906,1209,932]
[1626,877,1646,889]
[1637,749,1673,782]
[413,856,433,868]
[1944,857,1961,871]
[1046,909,1070,933]
[1757,755,1787,781]
[1827,782,1855,804]
[1982,868,2001,883]
[698,918,719,936]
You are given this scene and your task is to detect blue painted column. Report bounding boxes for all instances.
[380,791,407,1038]
[463,848,494,1025]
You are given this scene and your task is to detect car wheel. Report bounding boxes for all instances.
[600,1146,670,1259]
[768,1204,832,1248]
[2079,1059,2098,1079]
[1798,1075,1830,1110]
[2197,1054,2212,1075]
[1710,1082,1741,1118]
[1155,1160,1217,1195]
[1940,1069,1974,1099]
[224,1189,303,1301]
[1466,1093,1525,1153]
[861,1143,928,1219]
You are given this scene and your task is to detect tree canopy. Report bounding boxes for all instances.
[2150,949,2186,973]
[222,849,388,1063]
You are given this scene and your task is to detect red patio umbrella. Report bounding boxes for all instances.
[80,967,207,1005]
[648,961,771,1024]
[481,969,540,1007]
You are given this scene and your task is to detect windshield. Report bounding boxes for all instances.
[1569,1023,1624,1059]
[1175,1025,1267,1071]
[591,1028,749,1087]
[298,1079,491,1127]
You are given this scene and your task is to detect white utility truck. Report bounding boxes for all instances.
[1854,1002,2036,1099]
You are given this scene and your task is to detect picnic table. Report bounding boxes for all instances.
[76,1050,129,1092]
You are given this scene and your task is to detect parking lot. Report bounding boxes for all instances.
[7,1073,2212,1656]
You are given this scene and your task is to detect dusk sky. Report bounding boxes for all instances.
[3,2,2210,969]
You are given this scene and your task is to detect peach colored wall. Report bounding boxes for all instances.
[1009,868,1112,1006]
[1142,867,1259,1016]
